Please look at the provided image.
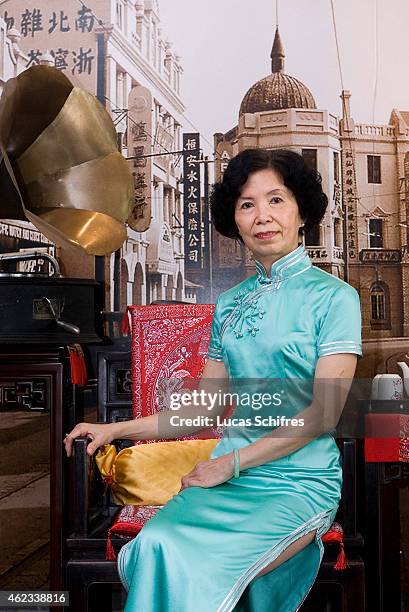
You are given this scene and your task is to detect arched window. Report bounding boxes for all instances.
[368,219,383,248]
[120,259,129,311]
[176,272,183,301]
[371,284,385,320]
[132,263,144,306]
[370,281,391,330]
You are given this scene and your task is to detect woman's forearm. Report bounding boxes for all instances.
[111,407,215,440]
[239,403,320,469]
[111,413,159,440]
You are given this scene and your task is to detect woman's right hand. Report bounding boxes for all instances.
[64,422,117,457]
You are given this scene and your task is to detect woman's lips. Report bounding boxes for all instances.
[254,231,279,240]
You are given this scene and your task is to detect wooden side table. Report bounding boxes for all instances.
[361,399,409,611]
[365,462,402,611]
[0,346,83,595]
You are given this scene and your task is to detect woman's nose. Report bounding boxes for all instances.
[254,201,274,223]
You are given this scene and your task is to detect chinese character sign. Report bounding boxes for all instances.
[1,1,106,92]
[341,147,359,260]
[183,133,201,271]
[127,85,152,232]
[404,152,409,257]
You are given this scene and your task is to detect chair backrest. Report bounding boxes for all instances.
[98,303,215,427]
[126,304,214,422]
[90,303,217,521]
[97,349,132,443]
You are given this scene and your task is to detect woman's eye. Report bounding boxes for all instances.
[240,201,253,209]
[270,197,283,205]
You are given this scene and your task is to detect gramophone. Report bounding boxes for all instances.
[0,65,134,342]
[0,64,134,254]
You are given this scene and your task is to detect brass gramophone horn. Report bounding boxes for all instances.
[0,65,134,256]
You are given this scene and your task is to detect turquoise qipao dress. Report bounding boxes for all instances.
[118,243,362,612]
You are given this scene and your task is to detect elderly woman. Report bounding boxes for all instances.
[65,148,362,611]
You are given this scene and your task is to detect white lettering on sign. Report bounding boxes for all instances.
[9,226,22,238]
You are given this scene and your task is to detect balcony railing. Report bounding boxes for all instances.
[354,124,395,137]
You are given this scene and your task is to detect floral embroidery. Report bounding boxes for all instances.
[223,245,311,340]
[229,290,268,338]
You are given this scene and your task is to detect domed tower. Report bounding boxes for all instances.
[239,28,316,115]
[212,28,344,297]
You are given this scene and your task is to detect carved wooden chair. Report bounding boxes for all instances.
[65,304,365,611]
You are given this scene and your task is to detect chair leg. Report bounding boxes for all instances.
[302,560,365,612]
[66,560,122,612]
[89,584,115,612]
[343,561,365,612]
[66,561,90,612]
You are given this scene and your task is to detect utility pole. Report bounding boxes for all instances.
[94,32,107,294]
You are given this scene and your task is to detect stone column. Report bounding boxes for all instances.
[106,56,117,114]
[157,181,164,224]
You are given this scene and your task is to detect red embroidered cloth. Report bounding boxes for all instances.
[106,504,163,560]
[126,304,219,441]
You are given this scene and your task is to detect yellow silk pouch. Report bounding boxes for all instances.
[95,439,219,506]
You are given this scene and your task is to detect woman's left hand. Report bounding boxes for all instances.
[180,454,234,490]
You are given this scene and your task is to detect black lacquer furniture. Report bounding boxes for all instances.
[65,346,365,611]
[359,398,409,612]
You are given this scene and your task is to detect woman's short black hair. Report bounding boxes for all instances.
[210,148,328,241]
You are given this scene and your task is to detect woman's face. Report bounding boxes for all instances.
[234,168,304,272]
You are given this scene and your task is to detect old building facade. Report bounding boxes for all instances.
[213,28,409,342]
[1,0,188,306]
[340,99,409,339]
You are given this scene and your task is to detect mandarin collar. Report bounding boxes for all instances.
[254,244,312,285]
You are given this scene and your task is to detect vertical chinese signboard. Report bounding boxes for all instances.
[0,1,107,93]
[341,146,359,261]
[404,152,409,258]
[183,133,201,271]
[127,85,152,232]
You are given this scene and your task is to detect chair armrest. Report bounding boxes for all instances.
[72,436,91,538]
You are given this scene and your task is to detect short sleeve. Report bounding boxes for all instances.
[316,286,362,358]
[207,297,224,362]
